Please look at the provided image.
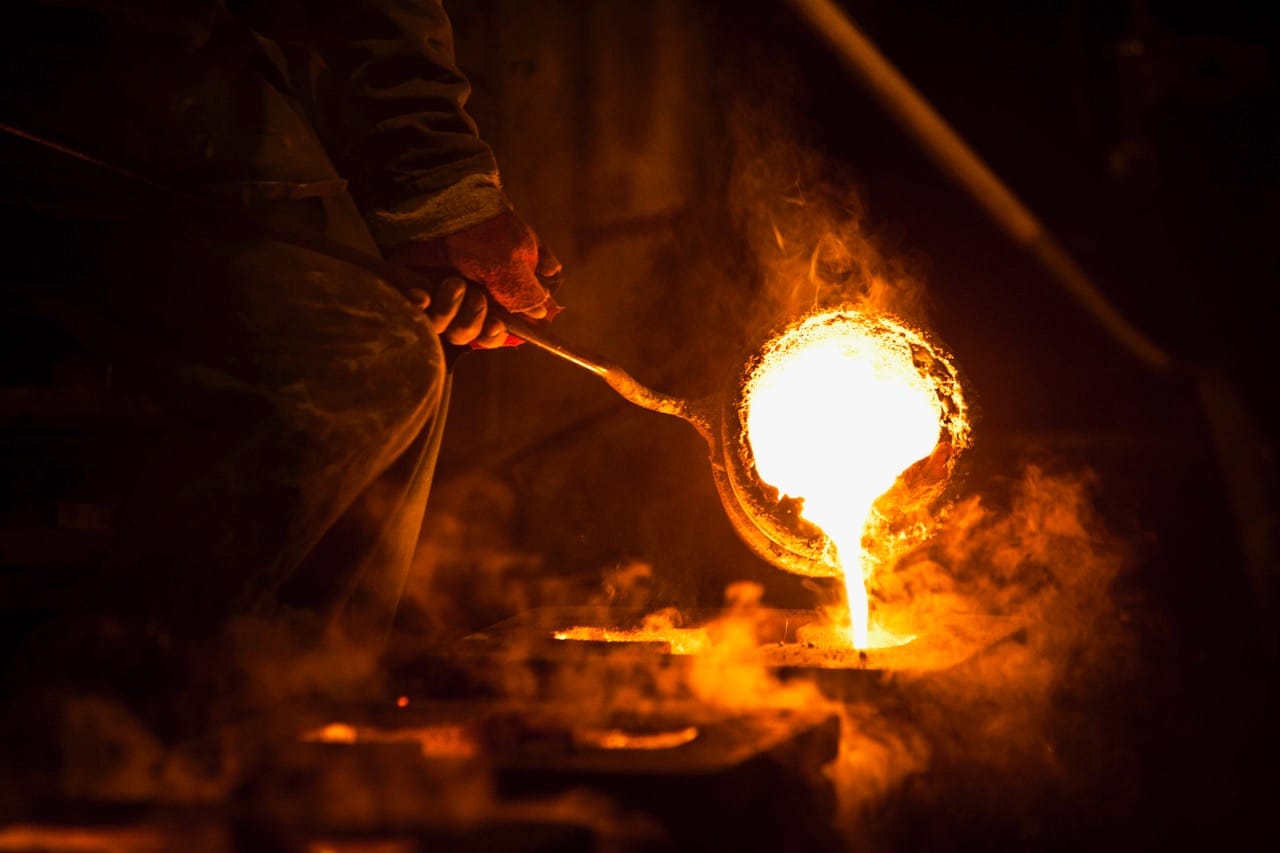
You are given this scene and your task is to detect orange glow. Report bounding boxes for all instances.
[741,308,966,648]
[573,725,699,750]
[302,722,358,744]
[396,695,410,708]
[300,722,477,759]
[552,625,711,655]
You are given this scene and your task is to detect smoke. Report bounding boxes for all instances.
[396,470,595,642]
[825,702,932,831]
[26,456,1125,847]
[725,93,932,337]
[823,461,1137,848]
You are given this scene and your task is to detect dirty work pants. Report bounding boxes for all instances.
[2,9,449,656]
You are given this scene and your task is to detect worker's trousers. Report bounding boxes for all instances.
[2,8,450,663]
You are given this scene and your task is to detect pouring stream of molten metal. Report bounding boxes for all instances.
[742,312,945,649]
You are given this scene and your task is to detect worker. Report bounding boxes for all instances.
[1,1,557,727]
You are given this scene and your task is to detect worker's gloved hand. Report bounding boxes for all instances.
[388,210,562,350]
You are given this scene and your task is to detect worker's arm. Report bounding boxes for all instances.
[299,0,559,346]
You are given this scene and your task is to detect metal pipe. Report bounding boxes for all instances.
[784,1,1277,666]
[502,315,609,377]
[503,313,706,431]
[785,0,1173,372]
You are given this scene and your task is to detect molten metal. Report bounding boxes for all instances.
[573,726,700,750]
[739,308,970,648]
[553,625,711,655]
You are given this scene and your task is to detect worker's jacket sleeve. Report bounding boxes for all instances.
[299,0,511,244]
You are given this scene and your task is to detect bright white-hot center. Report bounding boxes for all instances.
[743,310,946,648]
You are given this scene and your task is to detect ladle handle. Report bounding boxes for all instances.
[501,313,610,377]
[501,312,707,434]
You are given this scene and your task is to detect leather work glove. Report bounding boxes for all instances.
[387,210,562,350]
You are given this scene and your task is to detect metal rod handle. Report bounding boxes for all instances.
[500,314,610,377]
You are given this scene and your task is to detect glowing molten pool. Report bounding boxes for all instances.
[741,308,967,649]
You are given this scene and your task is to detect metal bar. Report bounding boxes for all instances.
[503,312,701,424]
[501,314,610,377]
[784,0,1173,372]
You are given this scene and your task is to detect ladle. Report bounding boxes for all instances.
[500,314,834,577]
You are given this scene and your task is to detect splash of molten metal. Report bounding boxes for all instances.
[742,308,966,649]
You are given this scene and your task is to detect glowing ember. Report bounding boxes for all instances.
[741,308,966,649]
[573,725,700,750]
[552,626,711,655]
[301,722,477,758]
[303,722,357,744]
